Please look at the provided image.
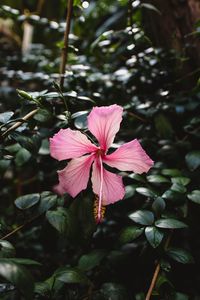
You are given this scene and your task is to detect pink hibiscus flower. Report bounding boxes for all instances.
[50,104,153,222]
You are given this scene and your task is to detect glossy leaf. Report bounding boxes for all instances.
[46,208,69,234]
[78,250,107,271]
[187,190,200,204]
[119,226,144,244]
[145,226,164,248]
[155,218,187,229]
[15,193,40,210]
[152,197,166,215]
[136,187,156,198]
[147,175,169,183]
[129,210,154,225]
[56,267,89,285]
[185,151,200,171]
[0,258,34,299]
[0,240,15,258]
[166,248,194,264]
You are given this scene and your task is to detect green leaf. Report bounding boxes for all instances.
[129,173,146,183]
[9,258,41,266]
[0,240,15,258]
[0,258,34,299]
[34,109,52,123]
[10,132,40,153]
[136,187,156,198]
[174,292,189,300]
[140,3,161,15]
[125,185,136,199]
[15,148,31,166]
[152,197,166,215]
[100,282,130,300]
[166,248,194,264]
[46,208,69,234]
[147,175,169,183]
[56,267,89,285]
[185,151,200,171]
[15,193,40,210]
[155,218,187,229]
[161,169,182,177]
[171,183,186,194]
[171,177,191,186]
[145,226,164,248]
[78,250,107,271]
[187,190,200,204]
[119,226,144,244]
[74,113,87,129]
[37,192,57,214]
[129,210,154,225]
[0,111,14,123]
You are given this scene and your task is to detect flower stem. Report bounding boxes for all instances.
[145,231,173,300]
[59,0,73,90]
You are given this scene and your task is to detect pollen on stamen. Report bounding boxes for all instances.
[93,194,106,223]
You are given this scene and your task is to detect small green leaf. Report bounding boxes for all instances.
[187,190,200,204]
[100,282,130,299]
[0,258,34,299]
[185,151,200,171]
[78,250,107,271]
[140,3,161,15]
[125,185,136,199]
[155,218,187,229]
[56,267,89,285]
[136,187,156,198]
[119,226,144,244]
[152,197,166,215]
[145,226,164,248]
[0,111,14,123]
[34,109,52,123]
[161,169,182,177]
[166,248,194,264]
[37,192,57,214]
[129,210,154,225]
[171,177,191,186]
[46,208,69,234]
[15,193,40,210]
[9,258,41,266]
[147,175,169,184]
[171,183,186,194]
[15,148,31,167]
[0,240,15,258]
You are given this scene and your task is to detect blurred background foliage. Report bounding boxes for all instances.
[0,0,200,299]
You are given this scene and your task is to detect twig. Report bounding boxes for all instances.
[127,111,147,123]
[145,231,173,300]
[59,0,73,89]
[36,0,45,15]
[1,108,38,138]
[1,215,39,241]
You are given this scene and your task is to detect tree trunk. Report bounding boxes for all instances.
[142,0,200,87]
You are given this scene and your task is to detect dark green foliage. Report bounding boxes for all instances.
[0,0,200,299]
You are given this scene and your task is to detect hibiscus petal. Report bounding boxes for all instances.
[91,159,125,205]
[53,183,66,196]
[87,104,123,151]
[58,154,95,197]
[103,139,154,174]
[50,128,97,161]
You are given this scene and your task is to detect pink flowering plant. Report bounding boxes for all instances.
[50,104,153,222]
